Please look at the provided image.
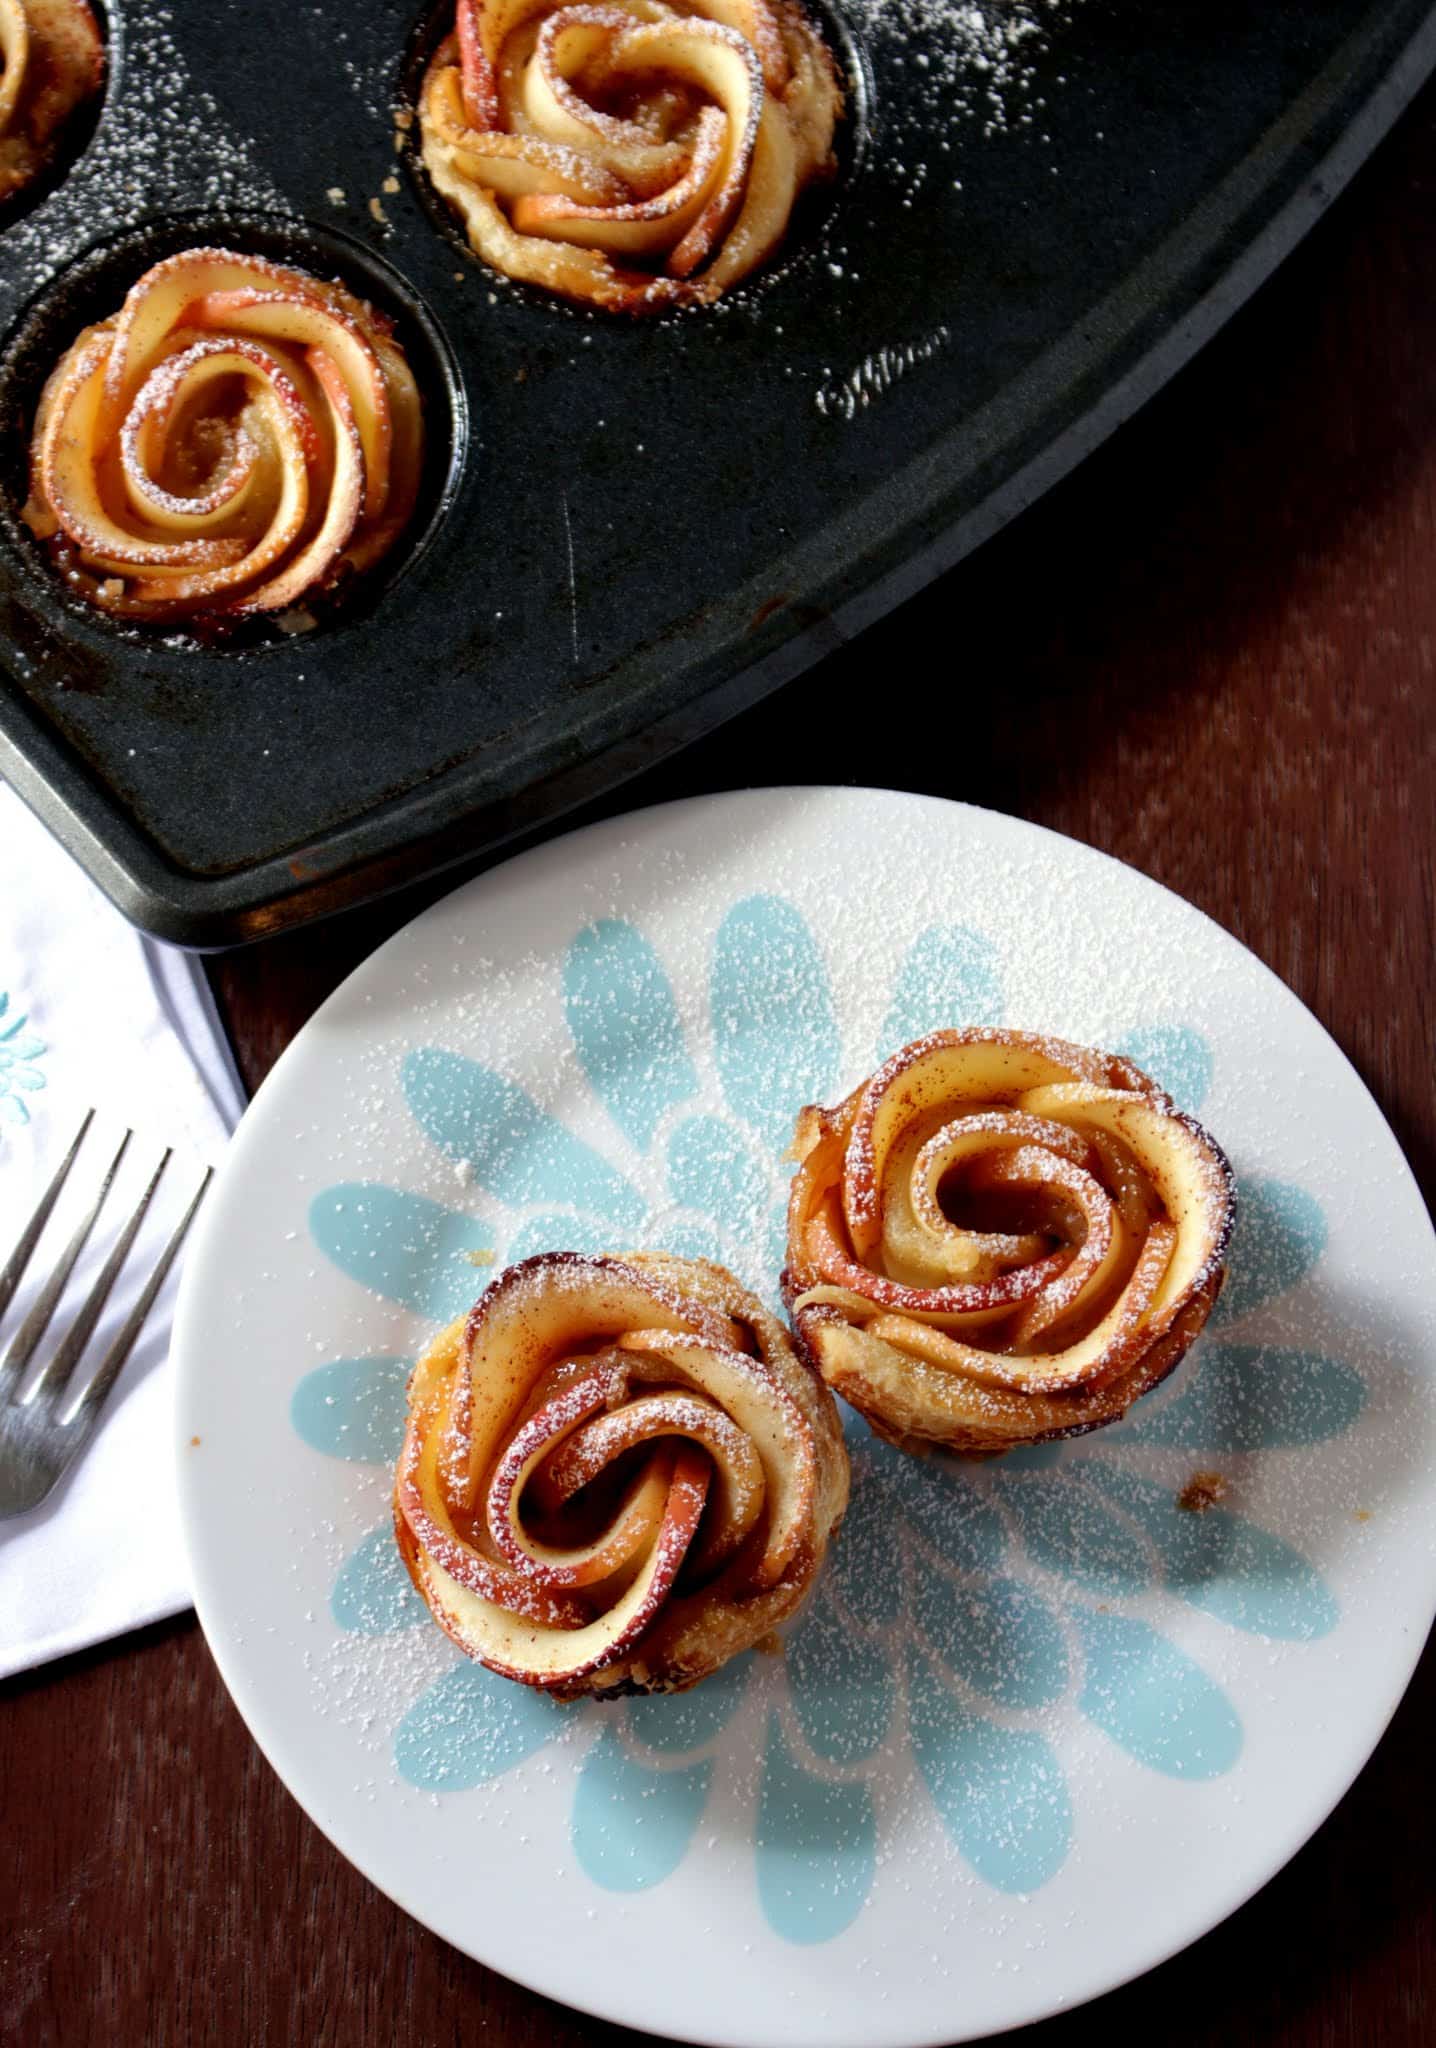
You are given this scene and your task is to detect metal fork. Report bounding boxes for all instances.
[0,1113,212,1520]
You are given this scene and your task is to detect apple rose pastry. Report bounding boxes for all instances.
[0,0,103,206]
[21,248,424,622]
[784,1030,1235,1457]
[396,1250,849,1696]
[418,0,842,313]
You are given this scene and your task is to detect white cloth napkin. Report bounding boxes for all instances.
[0,780,245,1678]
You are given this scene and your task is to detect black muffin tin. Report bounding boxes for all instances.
[2,0,1434,945]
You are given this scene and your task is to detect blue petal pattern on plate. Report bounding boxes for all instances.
[504,1211,617,1264]
[786,1595,896,1764]
[1082,1462,1339,1639]
[394,1661,564,1790]
[885,1453,1007,1573]
[625,1655,752,1753]
[757,1712,876,1943]
[825,1466,908,1629]
[1122,1343,1365,1451]
[667,1115,771,1233]
[309,1185,494,1322]
[290,1356,410,1462]
[564,920,697,1150]
[880,924,1004,1057]
[404,1048,645,1232]
[1074,1609,1242,1778]
[296,925,1360,1941]
[573,1727,712,1891]
[915,1564,1068,1710]
[1115,1023,1214,1114]
[907,1648,1072,1892]
[1213,1177,1327,1324]
[990,1469,1151,1596]
[331,1524,425,1633]
[711,896,839,1152]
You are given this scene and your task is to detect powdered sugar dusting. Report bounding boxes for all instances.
[852,0,1080,141]
[181,789,1436,2040]
[2,1,285,301]
[781,0,1089,412]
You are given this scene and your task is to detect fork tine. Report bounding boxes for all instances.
[25,1147,172,1415]
[0,1110,95,1324]
[0,1124,129,1401]
[62,1166,212,1441]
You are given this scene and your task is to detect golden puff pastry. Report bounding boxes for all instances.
[23,249,424,622]
[784,1029,1234,1456]
[0,0,103,206]
[396,1250,849,1696]
[419,0,842,312]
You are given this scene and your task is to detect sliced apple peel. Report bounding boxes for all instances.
[21,246,424,621]
[396,1251,849,1697]
[418,0,841,312]
[785,1028,1236,1454]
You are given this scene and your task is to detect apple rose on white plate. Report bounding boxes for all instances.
[396,1250,849,1696]
[418,0,843,313]
[785,1029,1236,1457]
[22,248,425,623]
[0,0,103,206]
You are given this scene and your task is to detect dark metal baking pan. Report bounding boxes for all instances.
[1,0,1433,946]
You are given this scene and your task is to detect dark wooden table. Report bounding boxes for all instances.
[6,77,1436,2048]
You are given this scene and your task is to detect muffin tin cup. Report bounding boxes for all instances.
[0,210,468,652]
[2,0,1434,944]
[0,0,113,227]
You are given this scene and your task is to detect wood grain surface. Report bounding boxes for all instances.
[5,78,1435,2048]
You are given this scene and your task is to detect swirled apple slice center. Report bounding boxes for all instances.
[507,18,760,272]
[522,8,692,192]
[42,335,310,582]
[416,1443,712,1687]
[528,1387,766,1579]
[612,1330,816,1589]
[182,289,392,519]
[880,1108,1088,1288]
[845,1033,1121,1260]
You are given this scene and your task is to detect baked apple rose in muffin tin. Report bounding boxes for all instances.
[395,1251,849,1696]
[418,0,843,312]
[21,249,425,622]
[0,0,103,206]
[784,1029,1235,1456]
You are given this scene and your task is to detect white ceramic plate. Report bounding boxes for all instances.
[175,788,1436,2048]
